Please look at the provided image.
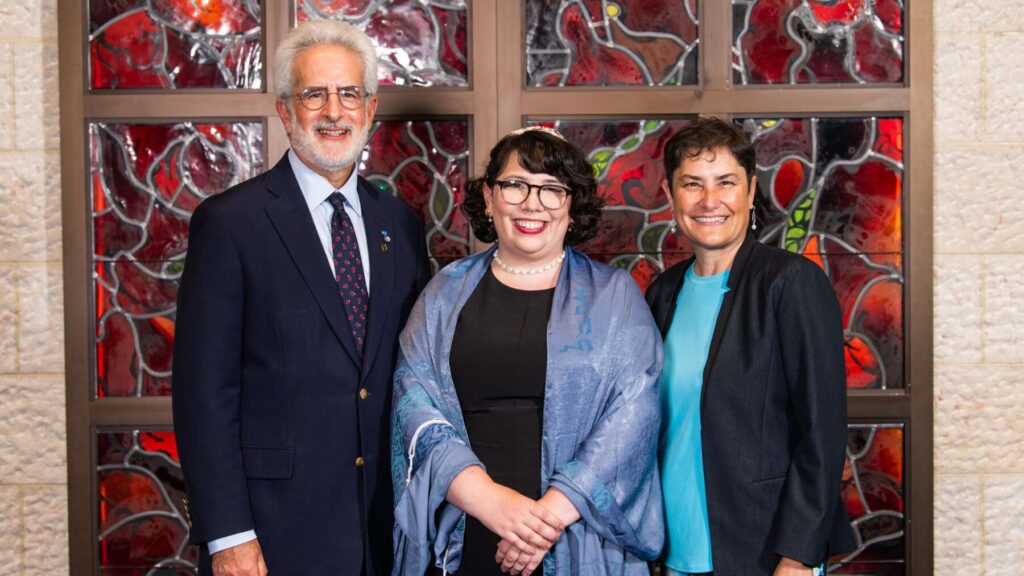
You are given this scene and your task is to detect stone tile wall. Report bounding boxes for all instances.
[934,1,1024,574]
[0,0,1020,573]
[0,0,68,574]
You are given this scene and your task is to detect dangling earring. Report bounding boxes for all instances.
[750,207,757,231]
[670,220,677,234]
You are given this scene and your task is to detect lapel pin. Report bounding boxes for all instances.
[380,229,391,252]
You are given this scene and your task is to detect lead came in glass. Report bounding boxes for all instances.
[732,0,904,84]
[91,122,265,397]
[740,116,904,390]
[98,430,193,573]
[361,119,470,271]
[89,0,262,89]
[525,0,699,86]
[836,424,905,574]
[296,0,469,87]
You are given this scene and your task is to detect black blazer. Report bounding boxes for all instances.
[646,232,855,575]
[171,154,429,575]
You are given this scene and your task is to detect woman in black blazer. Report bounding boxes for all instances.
[646,118,854,576]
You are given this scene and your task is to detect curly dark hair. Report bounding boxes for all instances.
[461,129,604,245]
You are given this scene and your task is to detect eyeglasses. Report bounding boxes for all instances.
[294,86,369,111]
[493,179,571,210]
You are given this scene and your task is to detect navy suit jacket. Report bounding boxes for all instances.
[171,154,429,575]
[646,232,855,575]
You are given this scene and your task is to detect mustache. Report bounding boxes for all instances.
[311,121,357,131]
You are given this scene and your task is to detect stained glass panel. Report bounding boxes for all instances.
[296,0,469,87]
[98,429,194,573]
[362,119,470,270]
[89,0,262,89]
[741,116,904,389]
[733,0,904,85]
[525,0,699,86]
[91,122,265,397]
[835,424,905,574]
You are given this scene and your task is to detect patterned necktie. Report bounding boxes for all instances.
[328,192,368,355]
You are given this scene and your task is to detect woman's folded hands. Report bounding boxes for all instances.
[447,466,570,574]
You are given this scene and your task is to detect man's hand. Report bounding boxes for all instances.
[774,556,814,576]
[496,538,546,575]
[212,539,268,576]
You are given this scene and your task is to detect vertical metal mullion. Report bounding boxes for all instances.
[701,0,732,93]
[905,0,935,571]
[59,0,94,569]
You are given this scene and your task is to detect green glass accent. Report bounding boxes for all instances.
[641,222,666,253]
[643,120,661,133]
[166,260,185,275]
[591,148,613,178]
[431,186,450,222]
[622,136,640,151]
[609,257,631,270]
[784,187,818,253]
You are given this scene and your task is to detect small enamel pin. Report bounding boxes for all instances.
[380,229,391,252]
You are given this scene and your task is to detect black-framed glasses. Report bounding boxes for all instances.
[294,86,369,111]
[493,179,571,210]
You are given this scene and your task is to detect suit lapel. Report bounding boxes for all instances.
[700,232,758,414]
[358,177,396,377]
[263,157,362,367]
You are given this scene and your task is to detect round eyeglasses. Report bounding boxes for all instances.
[294,86,369,111]
[493,179,571,210]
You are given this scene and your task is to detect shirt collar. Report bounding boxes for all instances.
[287,149,362,216]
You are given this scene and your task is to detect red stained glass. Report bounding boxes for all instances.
[296,0,468,87]
[98,430,196,573]
[91,122,264,397]
[361,119,470,270]
[834,425,904,572]
[742,116,904,389]
[89,0,262,89]
[526,0,699,86]
[733,0,903,85]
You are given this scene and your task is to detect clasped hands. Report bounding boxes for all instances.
[448,466,580,576]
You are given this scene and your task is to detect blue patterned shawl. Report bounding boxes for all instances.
[391,246,664,575]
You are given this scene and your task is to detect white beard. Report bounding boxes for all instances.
[288,110,370,173]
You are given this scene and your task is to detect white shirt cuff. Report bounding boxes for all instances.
[207,530,257,555]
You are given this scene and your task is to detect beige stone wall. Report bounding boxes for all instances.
[933,2,1024,574]
[0,0,1020,573]
[0,0,68,573]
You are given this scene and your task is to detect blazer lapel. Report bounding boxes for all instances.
[700,232,759,413]
[263,157,362,367]
[357,177,395,377]
[656,257,692,338]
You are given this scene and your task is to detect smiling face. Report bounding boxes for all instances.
[484,152,572,267]
[275,44,378,188]
[663,146,756,266]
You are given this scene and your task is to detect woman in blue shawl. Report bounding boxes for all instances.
[391,128,664,576]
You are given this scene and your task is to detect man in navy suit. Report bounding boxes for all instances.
[172,20,429,576]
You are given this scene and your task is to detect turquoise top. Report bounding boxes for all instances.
[660,264,730,573]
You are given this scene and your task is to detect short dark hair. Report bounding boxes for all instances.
[663,117,756,184]
[462,129,604,245]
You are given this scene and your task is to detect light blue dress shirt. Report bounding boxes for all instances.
[660,264,729,574]
[206,151,372,555]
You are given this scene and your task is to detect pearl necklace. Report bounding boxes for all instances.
[493,249,566,275]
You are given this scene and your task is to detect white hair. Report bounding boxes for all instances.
[273,20,379,99]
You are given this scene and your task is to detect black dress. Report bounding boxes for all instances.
[431,267,553,575]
